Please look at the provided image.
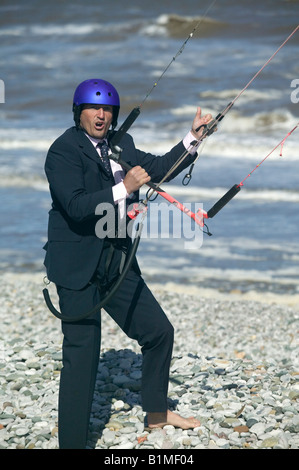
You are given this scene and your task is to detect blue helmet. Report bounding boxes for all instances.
[73,79,120,129]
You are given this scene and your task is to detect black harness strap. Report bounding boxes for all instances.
[43,222,143,323]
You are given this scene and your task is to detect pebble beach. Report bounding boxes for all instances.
[0,272,298,450]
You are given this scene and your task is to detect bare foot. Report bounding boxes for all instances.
[147,410,200,430]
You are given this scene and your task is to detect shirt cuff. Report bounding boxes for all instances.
[112,181,129,204]
[183,130,201,154]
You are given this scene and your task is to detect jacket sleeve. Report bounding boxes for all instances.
[45,138,115,224]
[121,134,197,183]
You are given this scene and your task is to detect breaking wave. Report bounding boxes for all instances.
[140,13,228,38]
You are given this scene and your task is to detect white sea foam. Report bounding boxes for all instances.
[1,171,298,205]
[140,255,299,289]
[0,128,59,151]
[131,111,298,163]
[0,19,146,39]
[199,88,284,103]
[139,236,299,288]
[170,105,297,133]
[218,110,297,134]
[0,139,53,151]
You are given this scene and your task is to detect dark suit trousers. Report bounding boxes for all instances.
[57,269,174,449]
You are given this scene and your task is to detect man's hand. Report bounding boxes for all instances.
[191,107,214,140]
[123,166,151,195]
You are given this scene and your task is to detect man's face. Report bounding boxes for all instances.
[80,104,113,139]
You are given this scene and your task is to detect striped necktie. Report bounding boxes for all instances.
[97,140,112,176]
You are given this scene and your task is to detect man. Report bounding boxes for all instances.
[44,78,212,449]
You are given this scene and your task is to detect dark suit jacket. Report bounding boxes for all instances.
[44,126,196,290]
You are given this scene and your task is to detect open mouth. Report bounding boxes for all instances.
[95,121,105,130]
